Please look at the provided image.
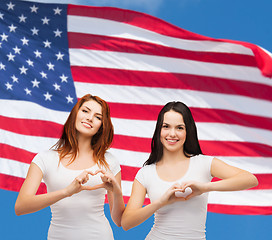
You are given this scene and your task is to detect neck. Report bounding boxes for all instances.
[160,149,187,164]
[77,134,93,156]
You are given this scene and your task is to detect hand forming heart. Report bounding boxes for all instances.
[66,169,111,197]
[175,187,193,198]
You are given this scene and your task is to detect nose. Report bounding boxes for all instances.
[169,128,176,137]
[86,113,94,122]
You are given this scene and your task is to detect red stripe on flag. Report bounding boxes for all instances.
[113,135,272,157]
[67,5,211,41]
[72,67,272,102]
[208,204,272,215]
[68,33,257,67]
[212,174,272,190]
[121,165,140,181]
[0,174,46,194]
[0,144,35,164]
[0,115,62,138]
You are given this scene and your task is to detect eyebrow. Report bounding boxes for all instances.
[83,106,103,116]
[163,122,185,126]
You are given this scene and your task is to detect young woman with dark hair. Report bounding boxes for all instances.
[121,101,258,240]
[15,94,125,240]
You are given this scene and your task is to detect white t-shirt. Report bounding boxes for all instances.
[32,150,121,240]
[136,154,214,240]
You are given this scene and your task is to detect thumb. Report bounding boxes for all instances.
[81,183,105,191]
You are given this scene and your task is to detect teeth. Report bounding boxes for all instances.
[167,139,178,142]
[82,122,91,128]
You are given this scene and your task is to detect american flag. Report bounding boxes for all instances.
[1,0,272,215]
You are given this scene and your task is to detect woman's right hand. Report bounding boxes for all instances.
[65,170,104,197]
[158,183,185,207]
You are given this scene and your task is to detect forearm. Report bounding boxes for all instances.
[15,188,68,216]
[207,171,258,192]
[122,200,161,231]
[109,189,125,227]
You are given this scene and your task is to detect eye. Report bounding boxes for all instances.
[96,115,102,120]
[82,109,88,113]
[177,126,185,130]
[162,124,168,128]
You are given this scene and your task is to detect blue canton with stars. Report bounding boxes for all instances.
[0,0,77,111]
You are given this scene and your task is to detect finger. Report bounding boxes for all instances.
[82,183,105,191]
[75,177,83,184]
[93,169,106,175]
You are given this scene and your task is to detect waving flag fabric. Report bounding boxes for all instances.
[1,0,272,215]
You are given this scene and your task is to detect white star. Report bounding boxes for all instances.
[19,65,28,75]
[5,82,13,90]
[54,29,62,37]
[18,14,27,23]
[26,59,34,67]
[21,37,29,45]
[56,52,64,60]
[53,7,62,15]
[1,33,8,41]
[13,46,21,54]
[66,95,74,103]
[7,2,15,10]
[53,83,61,91]
[30,5,38,13]
[34,50,42,58]
[44,92,52,101]
[7,52,15,61]
[31,79,40,88]
[47,62,54,70]
[0,13,4,20]
[0,62,6,70]
[31,27,39,35]
[8,24,17,32]
[40,71,47,79]
[60,74,68,83]
[24,88,32,95]
[43,40,51,48]
[11,75,19,83]
[41,16,50,25]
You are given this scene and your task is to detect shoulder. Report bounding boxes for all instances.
[32,150,57,162]
[32,150,58,173]
[191,154,214,164]
[105,151,121,175]
[136,164,155,180]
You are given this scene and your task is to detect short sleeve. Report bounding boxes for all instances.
[135,167,146,187]
[31,152,47,174]
[105,152,121,176]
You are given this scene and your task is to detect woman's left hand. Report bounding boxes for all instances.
[93,169,121,193]
[180,181,208,200]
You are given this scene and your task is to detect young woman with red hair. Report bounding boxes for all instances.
[15,94,124,239]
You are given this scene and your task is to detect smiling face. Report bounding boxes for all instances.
[75,99,103,138]
[160,110,186,154]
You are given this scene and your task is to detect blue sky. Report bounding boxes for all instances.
[24,0,272,53]
[2,1,272,239]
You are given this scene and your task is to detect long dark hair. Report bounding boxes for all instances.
[144,101,202,166]
[53,94,114,169]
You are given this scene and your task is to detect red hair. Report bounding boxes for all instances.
[53,94,113,169]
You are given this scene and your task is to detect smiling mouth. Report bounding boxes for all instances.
[82,122,93,128]
[166,139,179,143]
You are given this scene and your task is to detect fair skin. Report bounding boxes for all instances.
[121,110,258,230]
[15,100,125,227]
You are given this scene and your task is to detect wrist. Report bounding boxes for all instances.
[205,182,214,193]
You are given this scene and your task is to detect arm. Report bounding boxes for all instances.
[207,157,258,191]
[121,179,183,231]
[106,171,125,227]
[181,157,258,199]
[15,163,100,216]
